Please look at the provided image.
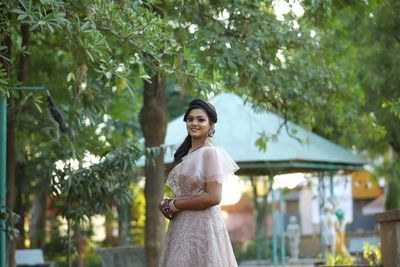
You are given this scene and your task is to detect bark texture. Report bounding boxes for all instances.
[139,73,167,267]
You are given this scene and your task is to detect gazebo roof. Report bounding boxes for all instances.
[164,92,366,174]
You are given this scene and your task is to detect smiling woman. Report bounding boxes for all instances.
[186,109,213,143]
[159,99,240,267]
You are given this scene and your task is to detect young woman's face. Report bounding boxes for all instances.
[186,108,211,139]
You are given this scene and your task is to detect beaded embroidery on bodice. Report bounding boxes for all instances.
[166,139,213,197]
[167,160,205,198]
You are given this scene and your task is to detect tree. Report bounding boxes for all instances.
[1,1,69,265]
[300,0,400,208]
[1,1,174,266]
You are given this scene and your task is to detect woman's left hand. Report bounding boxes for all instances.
[158,198,175,220]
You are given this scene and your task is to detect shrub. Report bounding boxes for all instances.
[363,242,381,266]
[325,252,355,266]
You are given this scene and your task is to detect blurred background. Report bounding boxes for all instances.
[1,0,398,266]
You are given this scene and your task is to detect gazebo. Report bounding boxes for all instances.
[163,92,366,266]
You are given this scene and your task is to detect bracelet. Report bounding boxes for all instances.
[169,199,180,212]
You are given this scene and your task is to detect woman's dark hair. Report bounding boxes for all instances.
[167,99,217,171]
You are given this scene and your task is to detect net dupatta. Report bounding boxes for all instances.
[180,145,239,184]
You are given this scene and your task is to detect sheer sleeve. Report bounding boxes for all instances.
[196,146,239,184]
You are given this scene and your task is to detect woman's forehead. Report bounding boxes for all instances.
[187,108,207,117]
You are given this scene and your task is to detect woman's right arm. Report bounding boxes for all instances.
[173,180,222,210]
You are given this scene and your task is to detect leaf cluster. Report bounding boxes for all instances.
[52,143,143,222]
[0,206,20,240]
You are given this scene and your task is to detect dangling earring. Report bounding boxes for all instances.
[208,128,215,137]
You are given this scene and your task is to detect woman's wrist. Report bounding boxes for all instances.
[169,199,180,212]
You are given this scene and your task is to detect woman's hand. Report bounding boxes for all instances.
[158,198,175,220]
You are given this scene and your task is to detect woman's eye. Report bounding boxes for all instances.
[187,118,193,122]
[198,119,205,122]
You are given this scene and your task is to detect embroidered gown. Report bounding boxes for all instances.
[160,141,239,267]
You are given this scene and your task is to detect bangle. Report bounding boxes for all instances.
[169,199,180,212]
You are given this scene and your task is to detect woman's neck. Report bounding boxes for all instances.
[191,137,206,150]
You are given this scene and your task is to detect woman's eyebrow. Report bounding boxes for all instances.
[188,115,207,118]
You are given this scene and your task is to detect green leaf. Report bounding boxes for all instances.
[11,8,25,14]
[34,102,43,113]
[17,14,28,21]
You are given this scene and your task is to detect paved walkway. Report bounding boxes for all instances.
[239,258,316,267]
[241,266,313,267]
[240,265,313,267]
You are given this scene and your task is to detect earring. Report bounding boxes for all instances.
[208,129,215,137]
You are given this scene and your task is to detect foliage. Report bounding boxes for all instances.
[52,143,143,222]
[388,98,400,119]
[325,252,355,266]
[300,0,400,209]
[43,216,70,258]
[1,0,160,225]
[363,242,382,266]
[0,206,20,240]
[130,183,146,245]
[316,242,381,266]
[233,239,272,263]
[170,1,345,120]
[50,249,101,267]
[1,3,165,265]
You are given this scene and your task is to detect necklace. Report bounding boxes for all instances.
[188,137,212,154]
[188,143,204,154]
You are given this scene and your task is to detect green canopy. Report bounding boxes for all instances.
[164,92,366,174]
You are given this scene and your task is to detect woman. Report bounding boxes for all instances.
[159,99,239,267]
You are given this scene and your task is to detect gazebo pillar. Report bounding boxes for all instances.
[251,175,261,261]
[279,186,286,267]
[264,175,270,258]
[329,170,335,197]
[318,172,325,257]
[271,175,278,267]
[270,171,286,267]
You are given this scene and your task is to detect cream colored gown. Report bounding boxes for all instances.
[160,141,239,267]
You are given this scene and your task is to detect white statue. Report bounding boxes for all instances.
[321,202,339,257]
[286,215,301,260]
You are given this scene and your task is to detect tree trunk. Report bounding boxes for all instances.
[29,189,48,248]
[139,73,167,267]
[15,163,27,248]
[7,23,30,267]
[6,116,16,267]
[104,211,116,245]
[76,225,85,267]
[1,22,12,267]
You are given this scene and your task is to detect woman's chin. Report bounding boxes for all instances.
[189,133,206,139]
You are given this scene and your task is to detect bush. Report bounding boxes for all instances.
[51,252,101,267]
[325,252,355,266]
[234,239,273,262]
[363,242,381,266]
